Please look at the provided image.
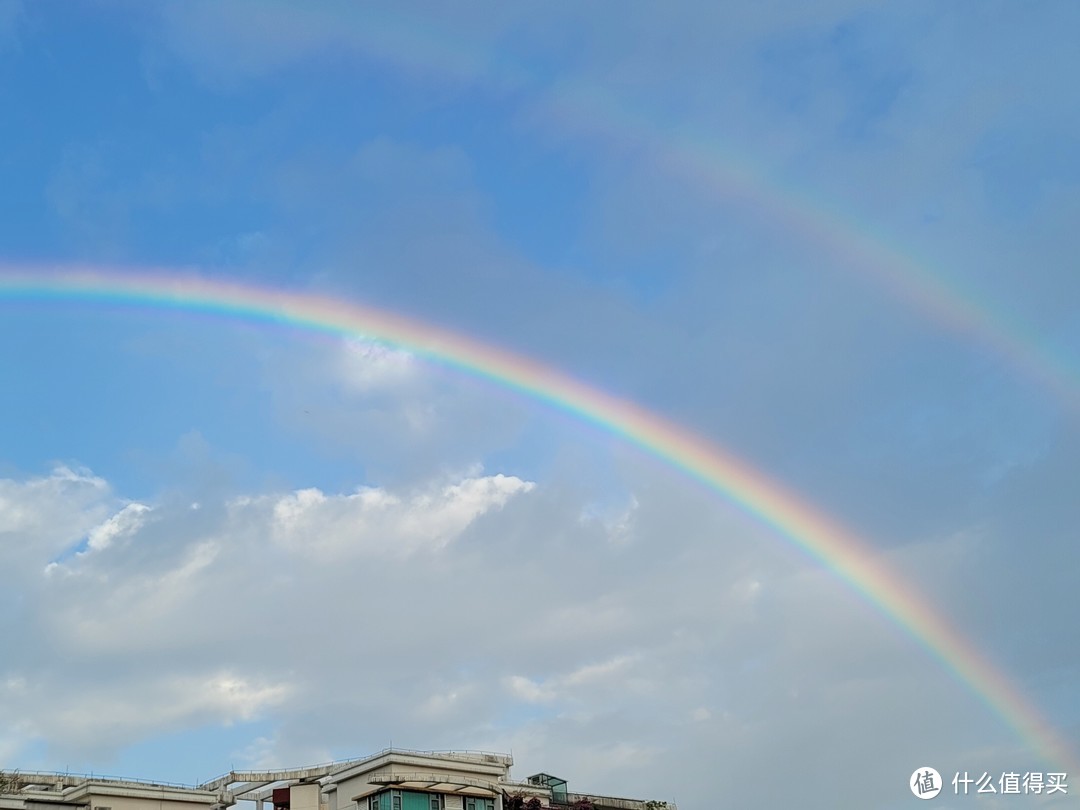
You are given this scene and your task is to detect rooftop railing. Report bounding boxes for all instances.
[367,773,499,792]
[562,794,675,810]
[2,771,205,792]
[200,749,513,791]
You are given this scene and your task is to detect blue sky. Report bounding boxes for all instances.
[1,2,1079,808]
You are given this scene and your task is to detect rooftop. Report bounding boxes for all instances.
[2,750,674,810]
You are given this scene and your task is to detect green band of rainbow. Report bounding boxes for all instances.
[2,266,1074,772]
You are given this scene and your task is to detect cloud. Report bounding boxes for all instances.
[111,2,1080,526]
[254,331,538,484]
[338,339,417,393]
[251,472,535,559]
[502,654,640,707]
[0,466,532,761]
[26,671,290,755]
[84,502,152,553]
[0,444,1074,807]
[0,466,113,576]
[504,676,555,705]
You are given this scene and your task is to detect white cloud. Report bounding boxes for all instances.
[38,671,290,749]
[504,676,555,705]
[338,339,417,393]
[0,466,115,576]
[46,464,108,488]
[504,655,643,707]
[0,456,1066,807]
[84,502,151,553]
[0,466,106,534]
[249,472,535,559]
[561,654,639,688]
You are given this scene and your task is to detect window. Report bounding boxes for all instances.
[392,795,401,810]
[430,796,441,810]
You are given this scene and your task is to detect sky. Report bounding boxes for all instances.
[1,2,1079,808]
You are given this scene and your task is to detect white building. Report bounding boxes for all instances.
[2,750,673,810]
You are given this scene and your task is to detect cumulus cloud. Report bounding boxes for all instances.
[0,467,539,759]
[0,466,113,575]
[84,502,152,553]
[0,451,1072,807]
[238,472,534,559]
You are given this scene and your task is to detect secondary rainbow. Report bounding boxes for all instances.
[540,85,1080,413]
[334,11,1080,413]
[2,266,1074,773]
[185,6,1080,412]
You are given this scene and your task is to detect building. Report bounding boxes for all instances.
[1,750,674,810]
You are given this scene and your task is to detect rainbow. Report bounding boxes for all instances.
[291,10,1080,413]
[538,86,1080,414]
[153,5,1079,408]
[1,266,1074,772]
